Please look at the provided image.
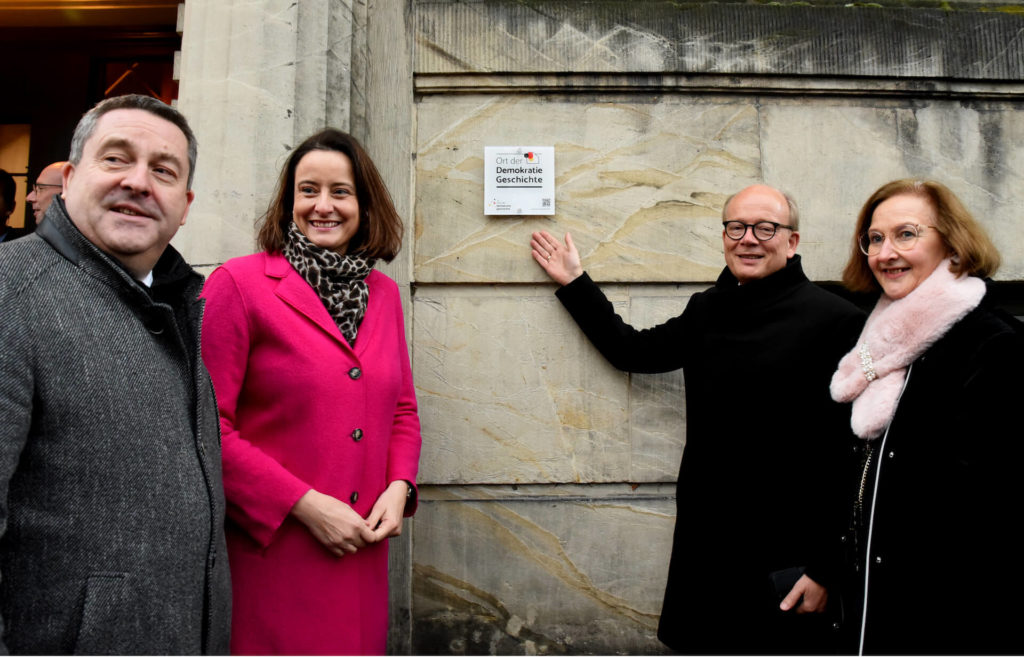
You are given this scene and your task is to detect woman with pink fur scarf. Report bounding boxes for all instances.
[831,179,1024,655]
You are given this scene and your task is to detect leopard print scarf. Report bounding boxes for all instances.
[283,221,376,345]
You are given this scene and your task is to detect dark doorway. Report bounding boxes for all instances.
[0,2,179,232]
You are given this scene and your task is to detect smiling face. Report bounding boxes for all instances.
[722,185,799,284]
[62,109,193,278]
[867,193,949,300]
[292,149,360,254]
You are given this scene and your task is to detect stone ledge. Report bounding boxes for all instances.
[418,482,679,502]
[415,72,1024,99]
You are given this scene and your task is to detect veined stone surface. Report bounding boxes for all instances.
[414,284,698,485]
[417,93,1024,283]
[415,1,1024,80]
[762,99,1024,281]
[412,484,675,655]
[415,94,758,284]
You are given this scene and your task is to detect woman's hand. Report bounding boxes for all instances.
[367,480,411,542]
[291,489,375,557]
[531,231,583,286]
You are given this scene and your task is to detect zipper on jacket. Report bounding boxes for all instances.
[851,442,875,567]
[858,363,913,656]
[190,298,220,653]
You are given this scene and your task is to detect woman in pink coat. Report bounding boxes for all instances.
[201,128,422,655]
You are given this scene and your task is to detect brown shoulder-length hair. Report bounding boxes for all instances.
[842,179,1001,293]
[257,128,403,260]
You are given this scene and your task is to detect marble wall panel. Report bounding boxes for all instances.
[414,285,704,485]
[412,485,675,655]
[415,94,759,284]
[626,288,703,481]
[414,286,630,485]
[760,101,906,283]
[761,99,1024,281]
[417,94,1024,285]
[414,1,1024,80]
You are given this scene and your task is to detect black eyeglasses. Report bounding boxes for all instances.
[32,183,61,195]
[722,220,795,242]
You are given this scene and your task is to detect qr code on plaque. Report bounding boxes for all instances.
[541,198,552,207]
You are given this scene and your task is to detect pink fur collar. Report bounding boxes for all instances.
[830,260,985,439]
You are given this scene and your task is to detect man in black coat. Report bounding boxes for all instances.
[532,185,864,654]
[0,95,230,654]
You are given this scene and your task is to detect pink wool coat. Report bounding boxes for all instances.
[200,251,421,655]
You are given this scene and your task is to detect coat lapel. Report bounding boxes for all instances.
[350,272,382,358]
[265,252,357,355]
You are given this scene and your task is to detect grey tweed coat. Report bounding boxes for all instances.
[0,198,230,655]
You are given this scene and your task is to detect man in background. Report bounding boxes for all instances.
[25,160,66,225]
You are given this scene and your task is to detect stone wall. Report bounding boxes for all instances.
[409,2,1024,654]
[175,1,1024,653]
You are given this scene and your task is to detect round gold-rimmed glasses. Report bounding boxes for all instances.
[858,224,934,256]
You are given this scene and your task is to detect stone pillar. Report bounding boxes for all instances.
[174,0,354,267]
[175,0,417,652]
[347,1,417,650]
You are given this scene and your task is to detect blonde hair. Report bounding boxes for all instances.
[842,179,1001,293]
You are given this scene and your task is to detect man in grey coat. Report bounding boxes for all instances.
[0,95,230,654]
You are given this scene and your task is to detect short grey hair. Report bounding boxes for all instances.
[69,94,198,189]
[722,187,800,231]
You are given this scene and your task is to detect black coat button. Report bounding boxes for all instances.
[350,491,359,504]
[351,428,363,442]
[348,367,362,380]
